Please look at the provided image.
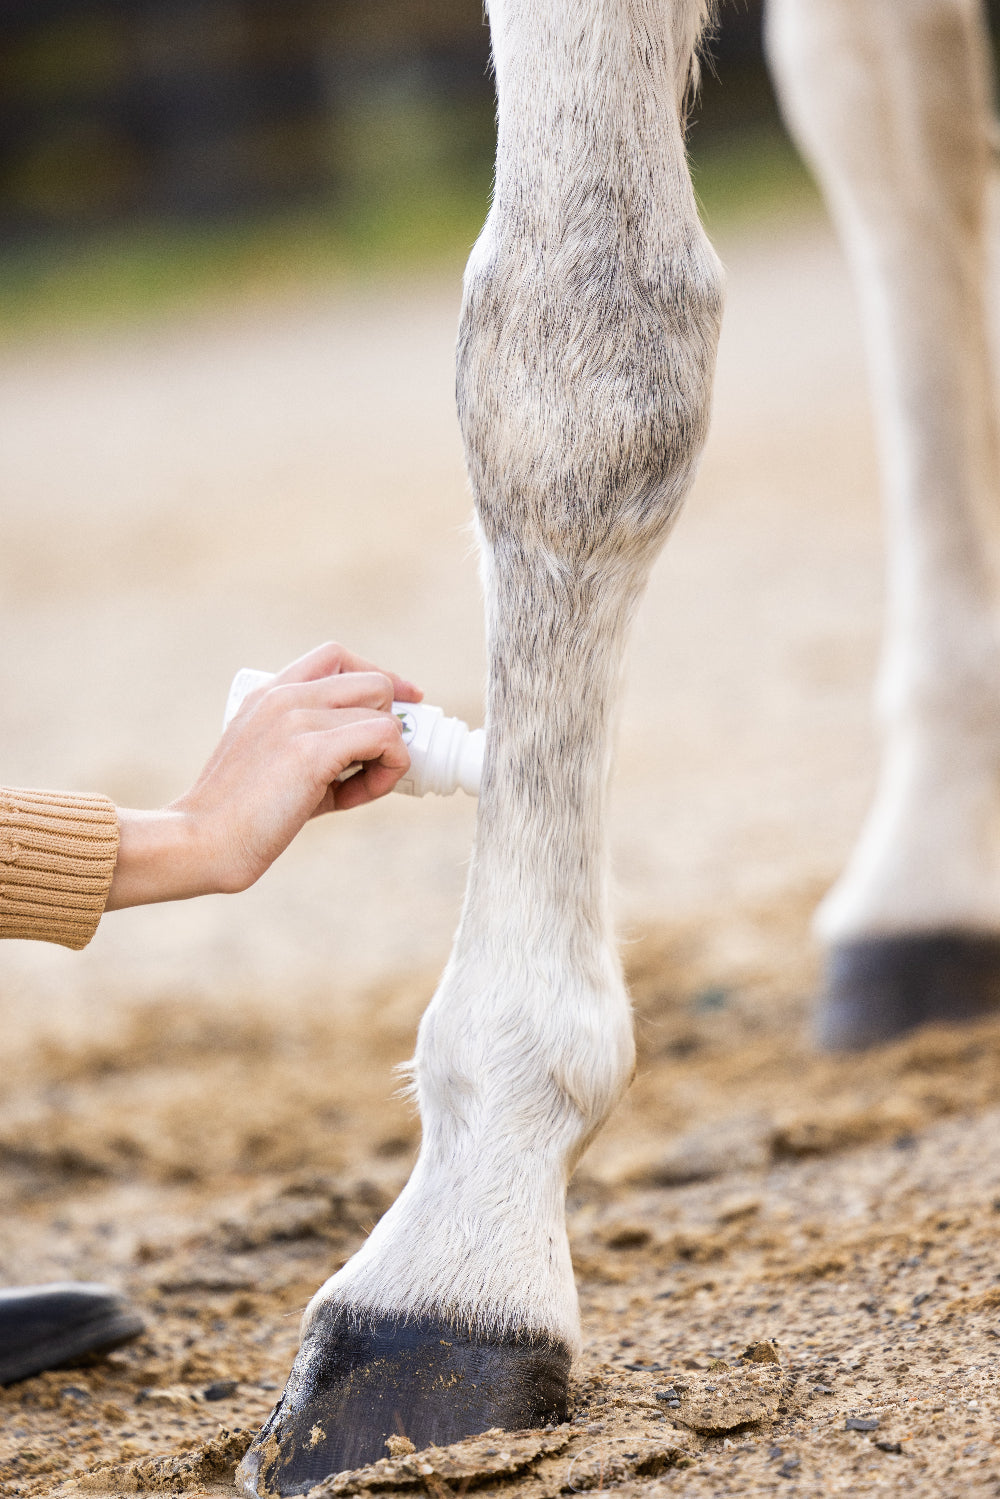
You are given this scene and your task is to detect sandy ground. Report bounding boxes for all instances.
[4,205,1000,1496]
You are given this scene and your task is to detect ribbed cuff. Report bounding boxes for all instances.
[0,788,120,950]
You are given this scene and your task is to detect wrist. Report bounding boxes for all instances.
[105,808,214,910]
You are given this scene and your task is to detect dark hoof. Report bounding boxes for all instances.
[237,1309,570,1496]
[816,931,1000,1050]
[0,1283,145,1385]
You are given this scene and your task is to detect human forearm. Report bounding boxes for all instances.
[104,809,211,910]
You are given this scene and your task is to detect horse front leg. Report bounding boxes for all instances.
[768,0,1000,1047]
[239,3,722,1492]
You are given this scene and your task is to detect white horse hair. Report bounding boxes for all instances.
[240,2,1000,1491]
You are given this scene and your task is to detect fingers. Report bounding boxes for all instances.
[332,750,409,810]
[271,641,422,703]
[273,641,378,685]
[263,671,399,718]
[333,762,402,811]
[302,713,411,810]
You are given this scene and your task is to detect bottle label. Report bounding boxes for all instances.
[394,710,419,745]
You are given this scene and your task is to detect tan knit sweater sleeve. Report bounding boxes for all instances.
[0,788,120,950]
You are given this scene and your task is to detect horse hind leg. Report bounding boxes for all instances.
[767,0,1000,1047]
[238,2,723,1493]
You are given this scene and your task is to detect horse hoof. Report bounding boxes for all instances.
[816,931,1000,1050]
[236,1308,571,1497]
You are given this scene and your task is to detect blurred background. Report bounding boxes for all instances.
[0,0,820,330]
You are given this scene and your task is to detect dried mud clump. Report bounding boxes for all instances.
[304,1422,692,1499]
[311,1428,571,1494]
[740,1340,780,1365]
[76,1425,253,1493]
[666,1362,787,1437]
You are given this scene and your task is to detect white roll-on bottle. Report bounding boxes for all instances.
[223,668,484,799]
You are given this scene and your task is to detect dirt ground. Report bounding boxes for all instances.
[4,206,1000,1497]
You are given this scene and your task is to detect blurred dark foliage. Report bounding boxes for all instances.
[0,0,481,237]
[0,0,998,240]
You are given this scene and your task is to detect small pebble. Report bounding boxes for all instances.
[875,1440,903,1455]
[845,1417,879,1432]
[203,1379,238,1401]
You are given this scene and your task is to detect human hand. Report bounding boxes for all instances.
[106,642,421,909]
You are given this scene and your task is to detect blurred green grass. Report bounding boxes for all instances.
[0,128,819,342]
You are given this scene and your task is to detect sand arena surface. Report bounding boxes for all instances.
[3,210,1000,1495]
